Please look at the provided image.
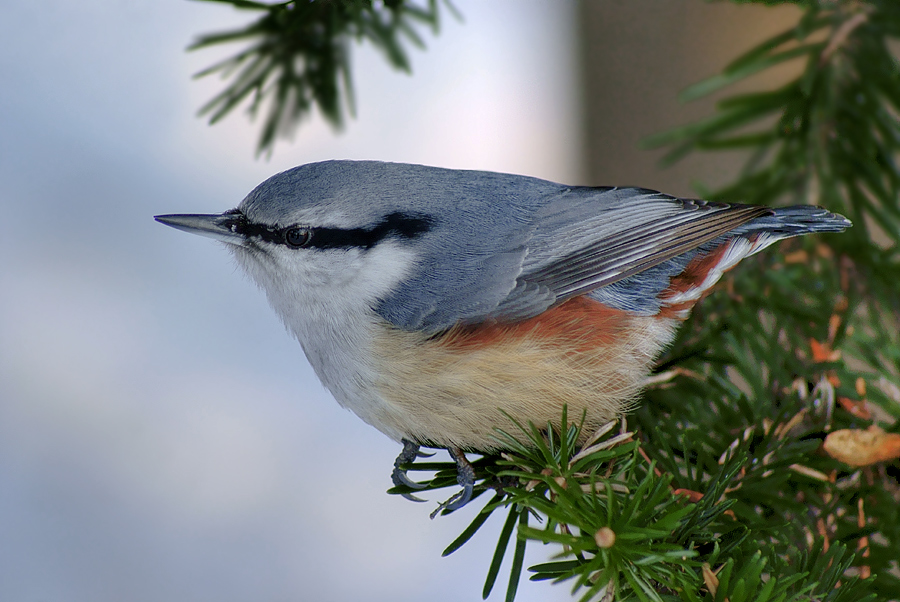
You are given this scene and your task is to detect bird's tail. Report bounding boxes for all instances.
[735,205,851,237]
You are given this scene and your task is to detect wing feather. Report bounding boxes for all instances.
[488,188,771,321]
[529,205,770,298]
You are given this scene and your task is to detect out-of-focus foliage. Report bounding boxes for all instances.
[635,1,900,597]
[190,0,453,155]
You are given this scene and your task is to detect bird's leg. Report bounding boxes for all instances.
[449,447,476,509]
[431,447,476,517]
[392,439,427,502]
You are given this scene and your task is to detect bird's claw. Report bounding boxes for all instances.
[401,491,427,503]
[452,479,474,508]
[392,439,428,499]
[430,447,476,517]
[393,466,427,490]
[393,441,477,512]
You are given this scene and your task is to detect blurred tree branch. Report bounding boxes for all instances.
[190,0,455,155]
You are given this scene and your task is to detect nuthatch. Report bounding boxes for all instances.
[156,160,850,509]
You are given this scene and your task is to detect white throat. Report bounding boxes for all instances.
[232,240,418,437]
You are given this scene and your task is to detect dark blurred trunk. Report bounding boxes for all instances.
[578,0,800,196]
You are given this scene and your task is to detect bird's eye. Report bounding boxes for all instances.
[284,227,311,248]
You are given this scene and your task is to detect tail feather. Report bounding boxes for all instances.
[649,205,850,319]
[735,205,852,237]
[586,203,849,317]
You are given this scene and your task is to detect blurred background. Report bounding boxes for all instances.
[0,1,796,600]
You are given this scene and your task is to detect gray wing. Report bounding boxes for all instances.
[377,185,769,333]
[490,188,772,320]
[491,188,770,320]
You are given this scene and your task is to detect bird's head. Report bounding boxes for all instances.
[155,161,438,326]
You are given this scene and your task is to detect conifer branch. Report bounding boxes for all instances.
[189,0,453,155]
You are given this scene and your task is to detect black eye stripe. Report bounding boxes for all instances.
[307,212,433,249]
[231,220,284,245]
[232,211,433,249]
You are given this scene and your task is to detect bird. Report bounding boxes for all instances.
[156,159,850,510]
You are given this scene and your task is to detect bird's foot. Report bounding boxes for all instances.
[430,447,476,518]
[392,438,427,502]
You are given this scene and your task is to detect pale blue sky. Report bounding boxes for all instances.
[0,2,581,601]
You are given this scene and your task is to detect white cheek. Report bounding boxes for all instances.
[233,241,417,313]
[229,240,419,428]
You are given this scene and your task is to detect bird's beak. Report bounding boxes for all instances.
[154,212,246,246]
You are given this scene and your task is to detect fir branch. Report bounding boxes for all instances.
[642,0,900,598]
[189,0,453,155]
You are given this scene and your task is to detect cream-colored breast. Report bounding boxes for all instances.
[370,297,677,451]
